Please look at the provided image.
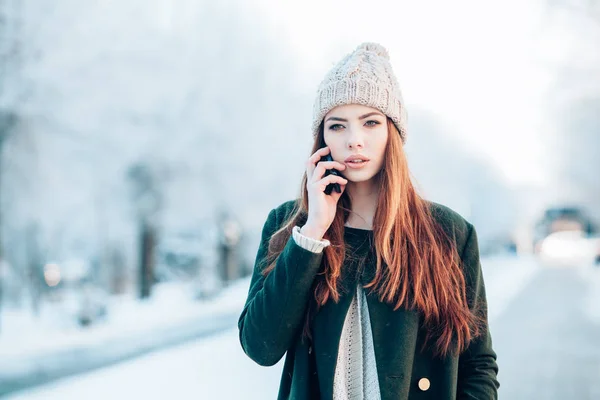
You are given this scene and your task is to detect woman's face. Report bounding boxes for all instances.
[323,104,389,184]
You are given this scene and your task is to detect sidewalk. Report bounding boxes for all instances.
[0,278,252,396]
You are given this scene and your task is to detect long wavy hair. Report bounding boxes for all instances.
[261,118,484,358]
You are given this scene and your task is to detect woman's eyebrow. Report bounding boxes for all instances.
[325,112,385,123]
[325,116,347,122]
[359,112,385,119]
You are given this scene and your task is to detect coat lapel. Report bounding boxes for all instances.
[312,287,354,400]
[365,289,421,400]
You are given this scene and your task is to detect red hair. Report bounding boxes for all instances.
[261,119,483,358]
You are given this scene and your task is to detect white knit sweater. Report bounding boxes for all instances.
[292,226,382,399]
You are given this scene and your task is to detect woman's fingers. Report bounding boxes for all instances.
[314,174,348,191]
[330,181,347,201]
[306,147,346,183]
[306,146,331,178]
[311,161,346,183]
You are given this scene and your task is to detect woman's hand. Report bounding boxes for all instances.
[302,146,348,240]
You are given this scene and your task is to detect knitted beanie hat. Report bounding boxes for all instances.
[311,42,408,143]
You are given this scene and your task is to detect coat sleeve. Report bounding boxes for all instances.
[457,223,500,399]
[237,207,324,366]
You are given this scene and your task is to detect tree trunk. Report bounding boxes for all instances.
[139,220,155,299]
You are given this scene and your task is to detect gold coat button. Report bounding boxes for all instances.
[418,377,430,391]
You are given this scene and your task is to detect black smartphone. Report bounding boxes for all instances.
[319,152,343,195]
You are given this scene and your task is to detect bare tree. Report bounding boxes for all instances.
[127,162,163,299]
[0,0,22,332]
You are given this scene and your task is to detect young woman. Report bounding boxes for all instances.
[238,42,499,400]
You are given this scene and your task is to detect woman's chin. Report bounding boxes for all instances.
[343,173,377,184]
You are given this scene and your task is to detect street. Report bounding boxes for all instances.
[492,264,600,399]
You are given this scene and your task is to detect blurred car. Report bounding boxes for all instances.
[155,230,204,281]
[155,227,223,299]
[479,236,518,257]
[73,283,109,327]
[533,206,594,254]
[539,230,598,267]
[43,259,109,327]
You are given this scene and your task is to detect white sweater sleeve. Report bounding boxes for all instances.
[292,225,331,254]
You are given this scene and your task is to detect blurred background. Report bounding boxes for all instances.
[0,0,599,399]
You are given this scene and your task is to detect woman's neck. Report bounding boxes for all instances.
[345,179,380,230]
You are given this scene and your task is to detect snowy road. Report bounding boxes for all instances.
[6,327,283,400]
[9,255,600,399]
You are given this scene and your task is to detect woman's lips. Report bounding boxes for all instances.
[345,160,370,169]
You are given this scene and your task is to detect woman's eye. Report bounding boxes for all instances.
[365,120,380,127]
[329,124,344,131]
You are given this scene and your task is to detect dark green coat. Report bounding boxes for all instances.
[238,199,499,399]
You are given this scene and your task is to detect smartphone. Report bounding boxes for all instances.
[319,152,343,195]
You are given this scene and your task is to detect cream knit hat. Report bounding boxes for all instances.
[311,42,408,143]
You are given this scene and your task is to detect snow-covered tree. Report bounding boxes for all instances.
[543,0,600,225]
[0,0,310,298]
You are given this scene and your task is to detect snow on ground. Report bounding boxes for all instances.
[575,262,600,325]
[481,254,541,324]
[5,254,541,399]
[0,278,251,362]
[6,327,283,400]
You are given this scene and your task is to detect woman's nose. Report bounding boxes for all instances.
[346,129,364,149]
